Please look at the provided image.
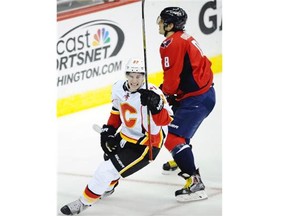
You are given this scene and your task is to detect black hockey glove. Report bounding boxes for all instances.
[138,89,164,115]
[159,84,180,107]
[166,95,180,107]
[100,125,118,154]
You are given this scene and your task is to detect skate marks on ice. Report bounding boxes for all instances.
[57,173,222,216]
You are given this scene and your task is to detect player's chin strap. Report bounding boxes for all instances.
[124,81,136,93]
[163,22,175,37]
[123,81,129,91]
[163,24,170,37]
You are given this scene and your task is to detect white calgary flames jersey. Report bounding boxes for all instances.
[111,80,173,147]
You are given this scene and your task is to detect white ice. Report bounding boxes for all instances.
[57,74,222,216]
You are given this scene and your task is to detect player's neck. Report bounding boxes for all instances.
[165,31,174,38]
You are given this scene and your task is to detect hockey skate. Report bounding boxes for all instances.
[60,199,91,215]
[162,160,178,175]
[175,169,208,202]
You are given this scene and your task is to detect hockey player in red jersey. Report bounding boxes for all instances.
[156,7,216,202]
[60,58,173,215]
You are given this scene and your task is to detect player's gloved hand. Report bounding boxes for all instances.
[166,95,180,107]
[159,84,180,107]
[138,89,164,114]
[100,124,117,154]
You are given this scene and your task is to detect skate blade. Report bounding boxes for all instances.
[176,190,208,202]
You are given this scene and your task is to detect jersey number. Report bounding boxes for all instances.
[164,56,170,68]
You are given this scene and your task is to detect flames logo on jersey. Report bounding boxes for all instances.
[161,38,173,48]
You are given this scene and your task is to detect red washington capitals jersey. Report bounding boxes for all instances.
[160,31,213,100]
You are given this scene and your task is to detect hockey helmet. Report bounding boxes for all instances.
[157,7,187,31]
[125,58,145,74]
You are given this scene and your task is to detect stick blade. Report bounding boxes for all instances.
[92,124,102,133]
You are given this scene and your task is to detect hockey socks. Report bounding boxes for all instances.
[171,144,196,176]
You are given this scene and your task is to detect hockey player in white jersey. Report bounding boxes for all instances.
[60,58,173,215]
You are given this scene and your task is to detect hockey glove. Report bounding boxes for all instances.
[138,89,164,114]
[166,95,180,107]
[100,125,118,154]
[159,84,179,107]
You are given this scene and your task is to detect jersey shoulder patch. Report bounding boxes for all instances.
[161,38,173,48]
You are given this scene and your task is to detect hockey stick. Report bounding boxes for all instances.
[92,124,102,134]
[141,0,153,162]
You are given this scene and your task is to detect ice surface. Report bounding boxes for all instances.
[57,74,222,216]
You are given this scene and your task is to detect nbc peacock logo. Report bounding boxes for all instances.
[92,28,111,47]
[57,20,125,71]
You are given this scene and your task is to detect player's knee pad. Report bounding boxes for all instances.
[170,143,191,157]
[171,144,196,176]
[164,133,186,152]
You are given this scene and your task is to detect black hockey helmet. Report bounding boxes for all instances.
[158,7,187,31]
